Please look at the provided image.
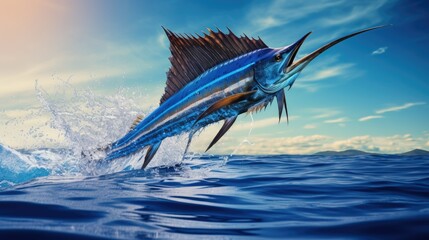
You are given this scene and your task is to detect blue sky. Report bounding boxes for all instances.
[0,0,428,153]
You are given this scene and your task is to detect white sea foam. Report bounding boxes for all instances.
[0,80,194,186]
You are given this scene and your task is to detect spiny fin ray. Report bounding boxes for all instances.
[160,27,267,104]
[142,142,161,169]
[129,114,144,131]
[206,116,237,152]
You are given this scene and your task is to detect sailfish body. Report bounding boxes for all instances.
[103,26,385,168]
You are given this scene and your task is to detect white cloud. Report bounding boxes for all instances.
[245,0,390,50]
[295,54,359,92]
[359,115,383,121]
[359,102,425,123]
[157,33,168,49]
[302,64,354,82]
[255,16,279,30]
[320,0,388,27]
[206,135,330,155]
[304,124,317,129]
[231,117,297,131]
[324,117,347,124]
[191,133,428,155]
[310,108,340,119]
[376,102,426,114]
[246,0,389,34]
[0,66,130,97]
[324,134,425,153]
[0,29,167,100]
[372,46,388,55]
[293,83,320,92]
[248,0,343,32]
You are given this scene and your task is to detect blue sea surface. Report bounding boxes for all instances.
[1,145,429,239]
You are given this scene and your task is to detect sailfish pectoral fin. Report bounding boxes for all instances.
[206,116,237,152]
[276,90,289,124]
[194,90,256,125]
[142,141,161,169]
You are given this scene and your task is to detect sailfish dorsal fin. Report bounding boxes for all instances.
[160,27,268,104]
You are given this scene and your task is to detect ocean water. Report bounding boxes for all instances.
[1,85,429,239]
[1,144,429,239]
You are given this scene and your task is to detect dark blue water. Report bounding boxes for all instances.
[1,146,429,239]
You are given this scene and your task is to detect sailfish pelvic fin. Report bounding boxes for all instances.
[206,116,237,152]
[142,141,161,169]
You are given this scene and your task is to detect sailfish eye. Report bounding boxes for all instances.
[274,54,282,62]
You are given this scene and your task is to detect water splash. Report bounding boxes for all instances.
[1,77,262,188]
[1,80,192,187]
[35,80,144,154]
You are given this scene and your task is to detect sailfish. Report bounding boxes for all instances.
[101,26,385,169]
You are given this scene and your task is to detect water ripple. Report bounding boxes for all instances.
[1,154,429,239]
